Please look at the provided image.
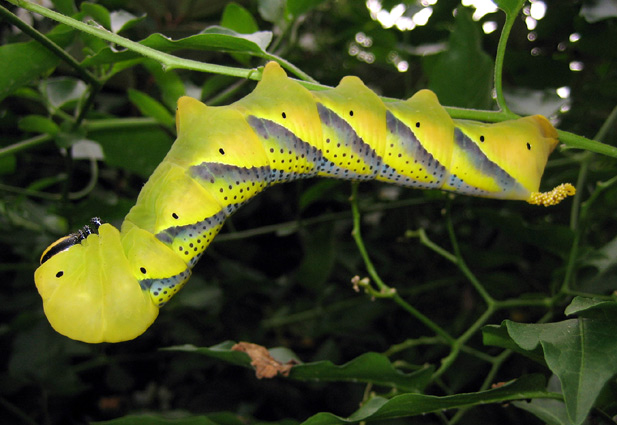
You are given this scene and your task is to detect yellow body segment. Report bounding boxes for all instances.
[231,62,324,158]
[34,61,573,343]
[123,162,221,234]
[169,98,271,170]
[312,76,388,179]
[455,116,558,193]
[388,90,456,169]
[383,90,455,186]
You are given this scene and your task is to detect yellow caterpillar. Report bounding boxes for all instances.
[35,62,575,343]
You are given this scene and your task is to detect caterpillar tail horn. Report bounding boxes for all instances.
[34,223,190,343]
[527,183,576,206]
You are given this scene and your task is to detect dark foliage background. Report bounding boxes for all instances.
[1,0,616,424]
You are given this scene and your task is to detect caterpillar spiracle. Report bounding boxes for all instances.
[35,62,575,343]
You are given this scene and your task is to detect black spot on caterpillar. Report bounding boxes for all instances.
[34,62,575,343]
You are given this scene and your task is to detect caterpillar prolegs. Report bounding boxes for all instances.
[35,62,575,343]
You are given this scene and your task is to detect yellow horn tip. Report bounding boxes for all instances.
[527,183,576,206]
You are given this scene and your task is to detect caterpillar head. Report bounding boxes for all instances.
[35,221,190,343]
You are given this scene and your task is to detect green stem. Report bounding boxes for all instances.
[350,183,456,345]
[0,134,52,157]
[493,3,524,113]
[0,158,98,200]
[445,207,495,305]
[7,0,255,78]
[432,307,495,380]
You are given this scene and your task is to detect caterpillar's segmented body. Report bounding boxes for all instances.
[35,62,575,343]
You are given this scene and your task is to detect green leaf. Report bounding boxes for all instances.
[565,297,617,320]
[0,155,17,175]
[299,375,550,424]
[51,0,76,15]
[0,29,73,102]
[482,323,547,365]
[221,3,259,34]
[89,125,172,178]
[424,7,493,109]
[513,399,572,425]
[142,60,186,110]
[258,0,287,23]
[110,9,145,34]
[41,77,88,109]
[165,341,433,392]
[512,376,574,425]
[289,353,434,393]
[80,2,111,30]
[81,28,273,67]
[220,2,261,66]
[18,115,59,135]
[493,0,525,16]
[506,319,617,424]
[127,89,175,128]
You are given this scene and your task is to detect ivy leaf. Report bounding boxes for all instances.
[564,296,617,320]
[81,28,273,68]
[299,375,549,424]
[505,317,617,424]
[165,341,433,392]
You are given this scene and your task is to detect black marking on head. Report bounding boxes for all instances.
[40,233,81,265]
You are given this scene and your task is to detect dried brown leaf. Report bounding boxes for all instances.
[232,342,297,379]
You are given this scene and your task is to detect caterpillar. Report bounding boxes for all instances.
[35,61,575,343]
